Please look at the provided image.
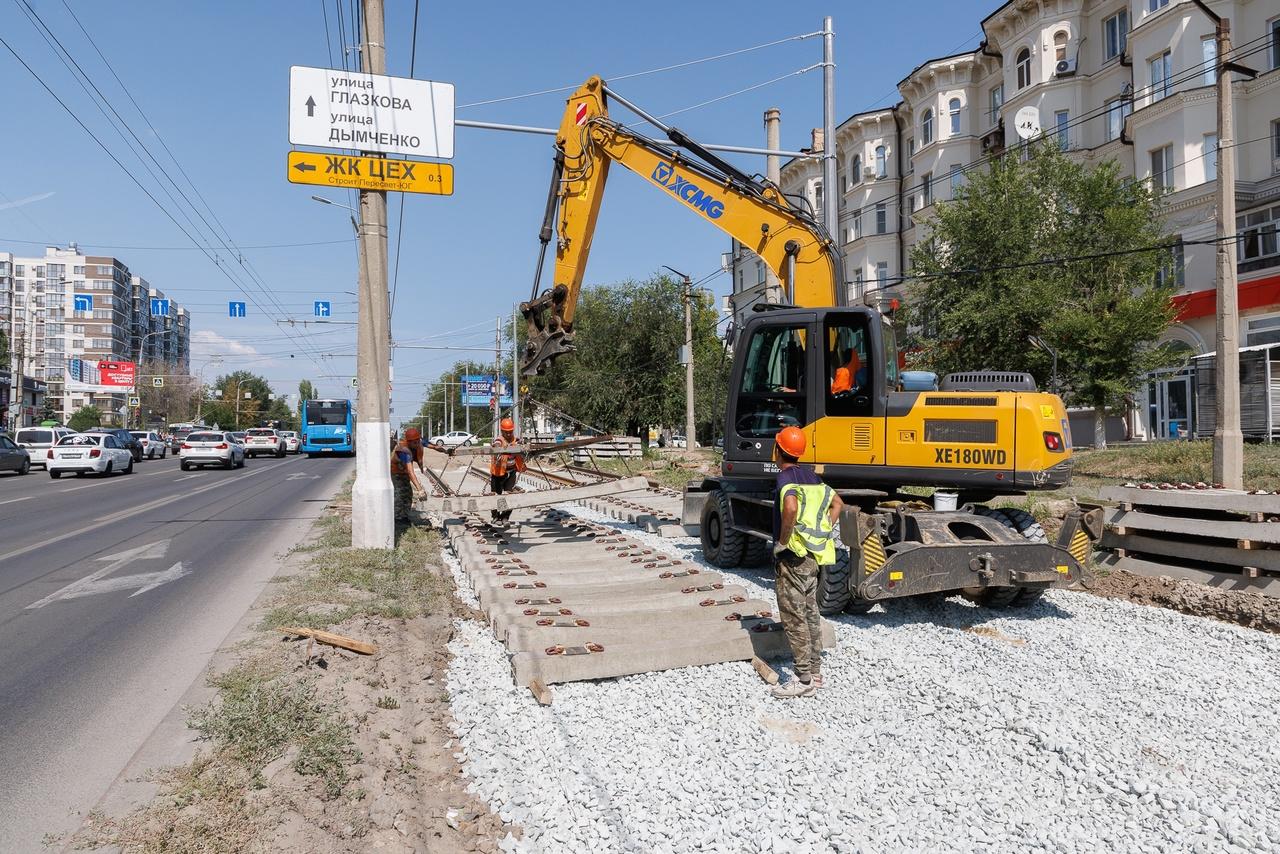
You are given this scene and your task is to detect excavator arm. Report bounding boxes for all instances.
[521,76,844,375]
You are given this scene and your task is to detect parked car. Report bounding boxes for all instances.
[0,434,31,475]
[82,427,144,462]
[243,427,287,458]
[13,426,75,469]
[429,430,476,449]
[47,433,134,477]
[671,434,698,449]
[130,430,168,459]
[230,431,247,446]
[180,430,246,470]
[279,430,301,454]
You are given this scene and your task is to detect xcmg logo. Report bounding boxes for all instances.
[651,162,725,219]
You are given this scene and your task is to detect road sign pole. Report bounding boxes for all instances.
[351,0,395,549]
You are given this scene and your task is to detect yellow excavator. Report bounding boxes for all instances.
[521,76,1101,612]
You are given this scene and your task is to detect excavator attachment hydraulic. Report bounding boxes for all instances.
[521,285,574,376]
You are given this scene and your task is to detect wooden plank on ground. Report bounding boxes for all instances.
[1105,556,1280,597]
[1099,486,1280,515]
[419,476,650,514]
[446,435,614,457]
[278,626,378,655]
[1100,530,1280,572]
[1103,508,1280,544]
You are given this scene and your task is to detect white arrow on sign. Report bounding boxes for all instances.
[26,539,190,609]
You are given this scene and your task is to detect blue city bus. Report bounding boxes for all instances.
[301,399,355,455]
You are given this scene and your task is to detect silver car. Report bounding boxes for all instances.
[179,430,246,470]
[130,430,168,459]
[279,430,302,454]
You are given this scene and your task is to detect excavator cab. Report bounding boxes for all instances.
[725,307,890,478]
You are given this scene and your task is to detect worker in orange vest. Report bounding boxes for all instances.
[390,427,426,523]
[830,346,863,396]
[489,416,525,524]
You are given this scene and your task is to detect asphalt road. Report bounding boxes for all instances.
[0,450,353,851]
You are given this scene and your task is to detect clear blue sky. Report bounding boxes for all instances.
[0,0,993,424]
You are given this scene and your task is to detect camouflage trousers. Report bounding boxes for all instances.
[775,550,823,679]
[393,472,413,521]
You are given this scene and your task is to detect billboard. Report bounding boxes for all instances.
[66,359,137,393]
[460,374,513,408]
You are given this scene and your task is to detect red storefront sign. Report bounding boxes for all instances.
[96,361,137,387]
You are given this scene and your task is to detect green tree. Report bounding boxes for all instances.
[211,371,274,429]
[527,274,728,443]
[264,395,296,430]
[68,404,103,431]
[39,397,58,424]
[418,360,490,437]
[298,379,317,403]
[906,142,1178,449]
[0,329,8,371]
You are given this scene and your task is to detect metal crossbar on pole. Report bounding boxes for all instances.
[454,119,818,159]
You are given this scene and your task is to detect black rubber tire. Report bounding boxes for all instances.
[237,455,246,468]
[50,470,61,479]
[124,458,134,475]
[224,456,234,469]
[964,506,1049,608]
[816,555,853,615]
[18,459,29,475]
[700,489,746,568]
[276,448,285,458]
[180,461,190,471]
[742,536,772,568]
[103,461,113,476]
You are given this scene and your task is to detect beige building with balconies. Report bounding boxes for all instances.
[728,0,1280,441]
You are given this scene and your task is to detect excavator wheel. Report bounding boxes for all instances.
[963,506,1049,608]
[742,536,772,568]
[817,555,854,615]
[700,489,745,568]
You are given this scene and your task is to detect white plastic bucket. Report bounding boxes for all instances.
[933,491,959,511]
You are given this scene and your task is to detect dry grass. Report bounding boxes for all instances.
[1070,440,1280,492]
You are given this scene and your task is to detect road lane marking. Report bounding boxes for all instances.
[26,540,189,609]
[0,496,33,506]
[0,458,307,565]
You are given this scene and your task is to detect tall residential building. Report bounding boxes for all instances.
[729,0,1280,442]
[0,244,191,426]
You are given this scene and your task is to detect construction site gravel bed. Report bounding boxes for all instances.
[444,505,1280,853]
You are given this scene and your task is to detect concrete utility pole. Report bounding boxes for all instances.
[494,315,501,442]
[350,0,395,548]
[764,107,782,304]
[664,265,696,446]
[511,306,520,430]
[1189,0,1246,489]
[821,15,839,287]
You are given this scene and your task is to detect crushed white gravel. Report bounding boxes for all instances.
[444,506,1280,853]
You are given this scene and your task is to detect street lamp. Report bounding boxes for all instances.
[213,379,253,429]
[311,195,359,236]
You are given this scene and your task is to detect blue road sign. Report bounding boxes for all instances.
[150,297,170,317]
[73,294,93,312]
[229,301,246,318]
[313,300,331,318]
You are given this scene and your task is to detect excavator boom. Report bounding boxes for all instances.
[520,76,843,375]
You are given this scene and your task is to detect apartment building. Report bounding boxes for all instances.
[0,244,191,426]
[729,0,1280,442]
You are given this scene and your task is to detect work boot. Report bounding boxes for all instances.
[770,678,816,699]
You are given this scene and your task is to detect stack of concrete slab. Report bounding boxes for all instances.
[1100,485,1280,597]
[577,487,689,537]
[446,509,834,691]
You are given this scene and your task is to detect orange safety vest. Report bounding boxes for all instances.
[390,441,423,477]
[830,350,862,395]
[490,435,527,477]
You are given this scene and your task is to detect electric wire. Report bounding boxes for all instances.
[390,0,421,315]
[457,32,820,109]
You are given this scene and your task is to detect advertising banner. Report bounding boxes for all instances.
[66,359,137,393]
[459,374,513,408]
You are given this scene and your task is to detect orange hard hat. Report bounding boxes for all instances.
[775,426,806,459]
[404,427,421,441]
[500,417,515,432]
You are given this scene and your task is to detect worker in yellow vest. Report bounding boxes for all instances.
[771,425,842,699]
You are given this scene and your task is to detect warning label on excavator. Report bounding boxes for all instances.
[286,151,453,196]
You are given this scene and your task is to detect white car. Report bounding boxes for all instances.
[14,426,75,469]
[47,433,134,478]
[180,430,247,470]
[429,430,476,449]
[243,427,286,458]
[130,430,168,459]
[279,430,301,454]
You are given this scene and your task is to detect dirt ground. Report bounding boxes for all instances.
[70,507,515,854]
[1084,568,1280,635]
